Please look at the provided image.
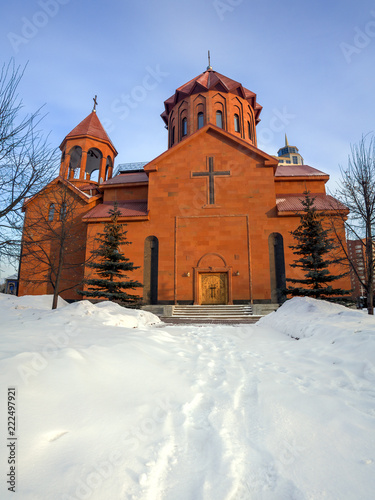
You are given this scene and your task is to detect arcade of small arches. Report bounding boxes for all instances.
[61,145,113,183]
[167,93,257,148]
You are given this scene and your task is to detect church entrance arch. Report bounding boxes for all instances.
[193,252,232,305]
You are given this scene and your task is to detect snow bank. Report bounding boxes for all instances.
[0,293,68,310]
[258,296,375,340]
[0,294,160,329]
[53,299,161,328]
[257,296,375,402]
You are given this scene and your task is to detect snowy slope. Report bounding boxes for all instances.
[0,295,374,499]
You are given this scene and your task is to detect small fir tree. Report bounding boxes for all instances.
[286,192,349,299]
[82,203,142,304]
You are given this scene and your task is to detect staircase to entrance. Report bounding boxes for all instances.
[162,304,262,324]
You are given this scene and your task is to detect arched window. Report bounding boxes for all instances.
[105,156,112,181]
[68,146,82,179]
[247,121,252,140]
[48,203,55,222]
[144,236,159,304]
[268,233,286,304]
[181,117,187,137]
[234,114,240,132]
[86,147,102,182]
[60,202,67,221]
[197,112,204,129]
[216,110,223,128]
[171,126,175,145]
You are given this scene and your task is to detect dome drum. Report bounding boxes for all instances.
[161,69,261,149]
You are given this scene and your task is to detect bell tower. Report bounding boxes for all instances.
[59,97,117,186]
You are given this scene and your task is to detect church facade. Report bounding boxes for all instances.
[18,66,350,307]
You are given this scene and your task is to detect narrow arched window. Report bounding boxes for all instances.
[234,114,240,132]
[197,112,204,129]
[181,117,187,137]
[48,203,55,222]
[144,236,159,304]
[216,110,223,128]
[248,121,252,139]
[171,126,175,145]
[105,156,112,181]
[268,233,286,304]
[60,202,67,221]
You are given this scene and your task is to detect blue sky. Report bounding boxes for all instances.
[1,0,375,274]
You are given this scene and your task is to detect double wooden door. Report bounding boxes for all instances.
[199,273,228,305]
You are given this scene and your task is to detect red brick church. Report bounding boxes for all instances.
[18,65,350,309]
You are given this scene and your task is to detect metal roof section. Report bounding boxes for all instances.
[275,165,328,177]
[83,200,148,219]
[114,162,149,176]
[102,172,149,186]
[276,194,347,213]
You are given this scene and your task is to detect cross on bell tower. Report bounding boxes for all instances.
[92,95,98,112]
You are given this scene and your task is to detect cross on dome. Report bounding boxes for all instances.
[207,50,213,71]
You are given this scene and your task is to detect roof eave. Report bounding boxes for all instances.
[144,123,278,171]
[83,214,149,223]
[60,134,118,156]
[99,181,149,190]
[275,175,330,182]
[22,176,99,210]
[277,207,349,217]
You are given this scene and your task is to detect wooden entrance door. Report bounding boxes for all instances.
[200,273,228,304]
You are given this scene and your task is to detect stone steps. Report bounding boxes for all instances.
[161,317,262,325]
[162,304,262,324]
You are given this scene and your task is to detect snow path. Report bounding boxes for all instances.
[137,330,266,500]
[0,296,374,499]
[120,326,315,500]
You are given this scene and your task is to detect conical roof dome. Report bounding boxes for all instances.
[161,68,262,125]
[65,111,114,145]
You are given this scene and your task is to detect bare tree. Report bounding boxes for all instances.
[19,180,91,309]
[0,59,58,263]
[334,135,375,315]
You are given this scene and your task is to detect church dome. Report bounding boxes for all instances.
[161,68,262,149]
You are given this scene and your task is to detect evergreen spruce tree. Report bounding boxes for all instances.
[286,192,349,299]
[81,203,142,304]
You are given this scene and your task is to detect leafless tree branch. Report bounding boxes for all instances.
[0,59,59,265]
[20,181,93,309]
[332,134,375,314]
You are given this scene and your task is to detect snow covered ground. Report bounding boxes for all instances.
[0,295,374,500]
